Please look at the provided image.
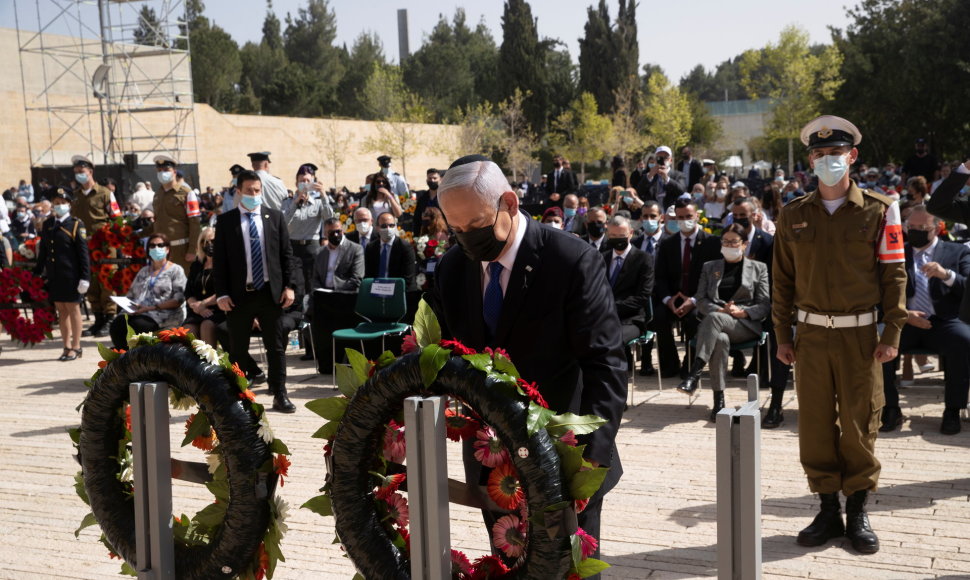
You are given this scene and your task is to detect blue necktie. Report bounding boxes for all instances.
[248,212,264,289]
[483,262,504,338]
[610,256,624,287]
[646,235,655,255]
[379,243,390,277]
[911,250,934,316]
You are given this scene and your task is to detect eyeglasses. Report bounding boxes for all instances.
[378,223,397,229]
[721,239,743,247]
[147,243,168,248]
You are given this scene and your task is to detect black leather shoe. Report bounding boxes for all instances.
[845,490,879,554]
[638,365,656,376]
[730,353,747,377]
[709,391,725,422]
[92,315,113,338]
[272,394,296,413]
[82,314,103,337]
[941,408,961,435]
[762,405,784,429]
[879,406,903,432]
[248,371,267,386]
[797,492,844,547]
[677,374,700,395]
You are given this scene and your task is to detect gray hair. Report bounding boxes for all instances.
[438,160,512,207]
[353,206,372,220]
[907,204,942,225]
[608,214,631,229]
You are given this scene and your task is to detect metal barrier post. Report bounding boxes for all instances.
[129,382,176,580]
[404,396,451,580]
[716,376,762,580]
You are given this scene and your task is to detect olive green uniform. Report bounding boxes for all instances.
[72,184,121,316]
[144,182,201,273]
[772,183,907,495]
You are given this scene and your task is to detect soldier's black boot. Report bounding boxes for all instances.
[709,390,725,422]
[762,386,785,429]
[271,384,296,414]
[797,492,844,547]
[82,313,103,337]
[94,314,114,338]
[677,357,706,395]
[845,490,879,554]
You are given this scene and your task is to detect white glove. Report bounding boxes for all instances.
[77,280,90,294]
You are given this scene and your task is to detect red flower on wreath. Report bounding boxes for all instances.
[440,339,477,355]
[470,555,511,579]
[445,408,480,442]
[487,462,524,510]
[273,454,291,486]
[158,327,191,343]
[517,379,548,409]
[0,268,54,345]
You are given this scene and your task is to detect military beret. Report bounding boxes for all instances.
[52,188,74,202]
[800,115,862,149]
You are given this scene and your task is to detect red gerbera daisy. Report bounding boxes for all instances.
[157,327,191,342]
[491,514,526,558]
[445,408,481,442]
[473,426,509,468]
[384,492,409,527]
[451,549,472,577]
[373,471,406,499]
[517,379,548,408]
[470,554,511,579]
[439,339,477,355]
[273,454,291,486]
[575,527,598,558]
[487,462,524,510]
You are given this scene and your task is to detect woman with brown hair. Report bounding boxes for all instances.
[363,173,403,220]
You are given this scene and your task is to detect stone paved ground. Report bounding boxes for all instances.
[1,335,968,579]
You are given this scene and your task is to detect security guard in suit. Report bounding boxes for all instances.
[773,116,907,555]
[143,154,202,274]
[70,155,121,337]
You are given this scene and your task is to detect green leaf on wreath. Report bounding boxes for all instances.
[346,349,371,384]
[74,471,90,505]
[545,412,607,437]
[554,442,586,477]
[419,344,451,387]
[570,533,583,568]
[301,494,333,517]
[206,479,230,503]
[334,364,361,398]
[97,341,121,362]
[75,512,97,538]
[305,397,349,421]
[376,350,397,368]
[462,353,493,374]
[413,299,441,347]
[265,521,285,578]
[68,427,80,445]
[526,403,555,436]
[181,412,212,447]
[492,352,520,378]
[270,439,290,455]
[193,501,227,529]
[569,466,608,500]
[571,557,610,577]
[120,561,138,576]
[311,421,339,440]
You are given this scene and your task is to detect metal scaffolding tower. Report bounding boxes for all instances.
[14,0,197,169]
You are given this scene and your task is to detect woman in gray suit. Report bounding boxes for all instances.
[677,223,771,420]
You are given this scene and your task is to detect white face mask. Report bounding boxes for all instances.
[158,171,174,184]
[357,221,372,236]
[715,188,727,199]
[721,246,744,262]
[678,219,697,234]
[813,154,850,187]
[378,225,397,243]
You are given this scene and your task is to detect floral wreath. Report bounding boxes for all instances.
[412,235,450,291]
[303,301,610,579]
[88,218,145,295]
[12,237,39,265]
[72,327,290,579]
[0,267,54,346]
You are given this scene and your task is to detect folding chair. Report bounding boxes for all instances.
[627,301,661,407]
[330,278,410,384]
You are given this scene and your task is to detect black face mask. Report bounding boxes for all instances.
[734,217,751,230]
[328,230,343,246]
[907,229,931,248]
[427,181,439,190]
[454,206,510,262]
[587,222,606,239]
[202,242,214,257]
[606,237,629,252]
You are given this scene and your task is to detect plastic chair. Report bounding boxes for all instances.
[330,278,410,382]
[688,330,769,408]
[627,301,660,407]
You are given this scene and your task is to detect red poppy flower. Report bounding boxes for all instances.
[440,339,476,355]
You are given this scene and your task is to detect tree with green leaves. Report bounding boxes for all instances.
[578,0,638,114]
[190,20,242,112]
[360,66,432,179]
[607,78,648,163]
[686,95,723,150]
[282,0,344,114]
[641,71,693,150]
[496,88,537,181]
[238,1,288,113]
[335,32,386,118]
[550,93,612,181]
[739,25,843,173]
[442,102,504,160]
[832,0,970,162]
[133,6,167,47]
[498,0,549,132]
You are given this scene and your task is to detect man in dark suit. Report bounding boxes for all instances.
[411,168,441,233]
[431,155,627,569]
[925,158,970,323]
[364,212,417,290]
[653,197,723,377]
[580,207,609,251]
[880,205,970,434]
[215,170,297,413]
[679,146,705,191]
[629,159,646,190]
[631,200,667,375]
[546,154,578,206]
[345,207,376,247]
[635,146,686,209]
[603,215,654,372]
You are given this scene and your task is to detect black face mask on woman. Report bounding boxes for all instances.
[454,203,510,262]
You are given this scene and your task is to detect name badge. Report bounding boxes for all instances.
[791,221,808,230]
[425,258,437,273]
[371,281,395,297]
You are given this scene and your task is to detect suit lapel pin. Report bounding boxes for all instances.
[714,271,721,279]
[525,265,533,272]
[264,213,269,219]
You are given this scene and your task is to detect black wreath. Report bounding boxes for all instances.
[330,353,573,579]
[79,342,274,579]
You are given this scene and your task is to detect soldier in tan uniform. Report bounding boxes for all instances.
[143,155,201,273]
[773,116,907,554]
[70,155,122,337]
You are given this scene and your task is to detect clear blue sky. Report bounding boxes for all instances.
[2,0,857,83]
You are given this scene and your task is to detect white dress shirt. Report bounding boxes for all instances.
[481,212,528,297]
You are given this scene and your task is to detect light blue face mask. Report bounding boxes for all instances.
[148,247,167,262]
[75,173,89,185]
[664,219,680,234]
[622,196,634,205]
[813,154,850,187]
[240,195,262,211]
[641,219,659,235]
[564,208,577,218]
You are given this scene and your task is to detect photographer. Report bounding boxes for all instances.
[283,163,334,296]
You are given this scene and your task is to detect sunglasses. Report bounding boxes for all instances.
[147,243,169,248]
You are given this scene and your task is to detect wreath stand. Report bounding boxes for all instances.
[128,381,212,580]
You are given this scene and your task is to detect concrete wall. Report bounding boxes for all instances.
[0,27,459,193]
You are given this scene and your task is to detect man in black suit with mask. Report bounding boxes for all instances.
[431,155,627,572]
[603,215,654,372]
[215,170,297,412]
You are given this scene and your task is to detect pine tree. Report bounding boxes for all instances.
[578,1,614,113]
[498,0,547,132]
